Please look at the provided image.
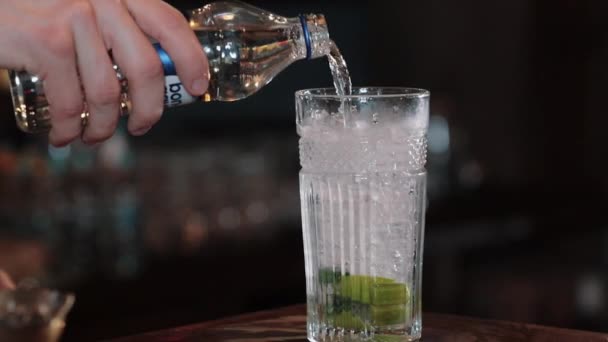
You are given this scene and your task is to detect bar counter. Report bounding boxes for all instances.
[106,304,608,342]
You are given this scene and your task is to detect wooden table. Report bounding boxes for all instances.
[106,304,608,342]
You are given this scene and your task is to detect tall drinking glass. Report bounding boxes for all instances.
[297,88,429,342]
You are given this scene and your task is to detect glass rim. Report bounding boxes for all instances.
[295,87,430,99]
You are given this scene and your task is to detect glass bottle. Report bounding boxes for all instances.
[9,0,332,133]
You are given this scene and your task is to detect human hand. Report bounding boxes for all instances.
[0,270,15,290]
[0,0,209,146]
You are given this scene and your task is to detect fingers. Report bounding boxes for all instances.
[124,0,209,96]
[42,28,85,147]
[92,0,164,135]
[70,2,121,145]
[0,18,35,72]
[0,270,15,290]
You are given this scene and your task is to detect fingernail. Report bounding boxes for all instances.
[132,126,152,136]
[192,78,207,95]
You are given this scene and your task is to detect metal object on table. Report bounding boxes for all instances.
[0,281,75,342]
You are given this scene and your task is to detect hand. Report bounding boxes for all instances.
[0,0,209,146]
[0,270,15,290]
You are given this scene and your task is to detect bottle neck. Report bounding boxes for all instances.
[294,14,331,60]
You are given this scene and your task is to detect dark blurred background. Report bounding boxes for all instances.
[1,0,608,340]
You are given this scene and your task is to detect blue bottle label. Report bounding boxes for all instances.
[153,43,198,107]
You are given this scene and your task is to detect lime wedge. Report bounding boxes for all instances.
[339,275,406,305]
[370,283,408,306]
[371,304,406,326]
[338,275,366,304]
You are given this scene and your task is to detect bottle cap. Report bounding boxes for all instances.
[301,14,330,60]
